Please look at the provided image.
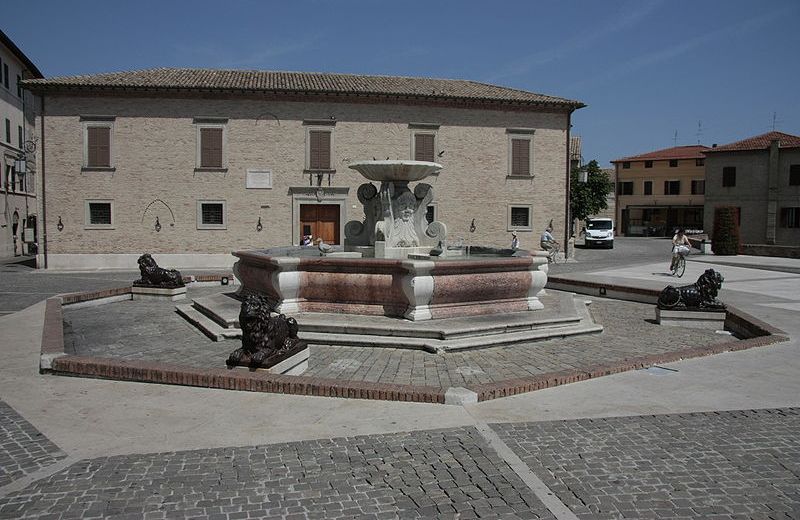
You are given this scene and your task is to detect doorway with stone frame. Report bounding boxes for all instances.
[290,187,349,246]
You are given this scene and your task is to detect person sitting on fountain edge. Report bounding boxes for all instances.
[511,232,520,250]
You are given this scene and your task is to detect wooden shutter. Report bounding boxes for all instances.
[87,126,110,167]
[414,134,435,162]
[511,138,530,175]
[309,130,331,169]
[201,128,223,168]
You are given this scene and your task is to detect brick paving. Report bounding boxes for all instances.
[63,290,731,389]
[0,400,66,488]
[0,427,554,520]
[492,408,800,520]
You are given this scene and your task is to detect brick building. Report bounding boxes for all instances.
[24,68,583,269]
[0,30,42,259]
[611,145,709,236]
[703,131,800,247]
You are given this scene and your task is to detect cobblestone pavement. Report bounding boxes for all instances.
[492,408,800,520]
[0,400,66,488]
[0,427,555,520]
[64,289,730,388]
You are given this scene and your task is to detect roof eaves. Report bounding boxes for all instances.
[0,30,43,78]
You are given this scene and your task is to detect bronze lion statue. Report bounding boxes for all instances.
[134,253,184,288]
[226,294,304,369]
[657,268,725,310]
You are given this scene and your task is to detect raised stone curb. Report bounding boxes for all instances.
[40,280,789,404]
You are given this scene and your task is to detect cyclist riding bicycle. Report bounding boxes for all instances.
[540,226,556,253]
[670,228,691,271]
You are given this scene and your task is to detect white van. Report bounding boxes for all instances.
[584,218,614,249]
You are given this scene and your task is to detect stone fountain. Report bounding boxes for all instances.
[177,160,604,354]
[231,160,547,321]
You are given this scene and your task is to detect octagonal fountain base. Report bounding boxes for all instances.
[232,249,547,321]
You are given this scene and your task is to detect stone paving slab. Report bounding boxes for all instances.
[491,408,800,519]
[0,427,555,519]
[0,400,67,489]
[62,287,731,390]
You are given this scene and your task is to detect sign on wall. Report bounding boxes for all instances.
[246,169,273,189]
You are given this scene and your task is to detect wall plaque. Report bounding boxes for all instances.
[246,169,273,189]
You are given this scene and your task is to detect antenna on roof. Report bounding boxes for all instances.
[673,130,678,146]
[695,120,703,145]
[771,111,782,131]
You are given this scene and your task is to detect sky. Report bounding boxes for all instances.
[5,0,800,166]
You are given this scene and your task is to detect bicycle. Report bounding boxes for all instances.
[670,247,688,277]
[544,241,563,264]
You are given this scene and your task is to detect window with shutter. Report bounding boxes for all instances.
[200,127,223,168]
[414,133,435,162]
[511,138,530,176]
[309,130,331,169]
[87,126,111,167]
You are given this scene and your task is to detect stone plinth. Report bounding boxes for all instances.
[656,308,726,330]
[132,285,186,301]
[229,345,309,375]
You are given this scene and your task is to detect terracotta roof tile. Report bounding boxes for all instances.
[703,131,800,153]
[22,67,584,109]
[611,145,710,163]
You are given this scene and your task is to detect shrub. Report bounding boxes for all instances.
[712,206,740,255]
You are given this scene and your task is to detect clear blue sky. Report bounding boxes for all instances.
[6,0,799,166]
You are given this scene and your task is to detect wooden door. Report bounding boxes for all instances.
[300,204,340,244]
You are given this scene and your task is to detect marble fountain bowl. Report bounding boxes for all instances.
[348,160,442,182]
[232,246,548,322]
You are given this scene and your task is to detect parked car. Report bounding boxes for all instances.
[584,218,614,248]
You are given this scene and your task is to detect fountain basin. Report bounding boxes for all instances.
[348,160,442,182]
[233,249,547,321]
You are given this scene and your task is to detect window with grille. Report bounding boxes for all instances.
[308,130,332,170]
[425,205,436,224]
[198,201,226,229]
[691,180,705,195]
[723,167,736,187]
[664,180,680,195]
[508,205,532,230]
[781,207,800,228]
[85,200,113,228]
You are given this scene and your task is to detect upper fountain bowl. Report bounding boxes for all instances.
[348,160,443,182]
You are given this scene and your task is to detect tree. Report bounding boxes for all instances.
[570,159,613,224]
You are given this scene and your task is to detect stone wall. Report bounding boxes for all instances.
[38,94,569,266]
[704,148,800,246]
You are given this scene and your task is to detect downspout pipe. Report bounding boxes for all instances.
[564,112,571,251]
[39,95,47,268]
